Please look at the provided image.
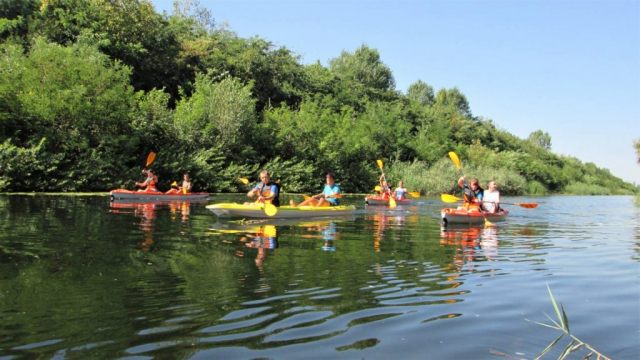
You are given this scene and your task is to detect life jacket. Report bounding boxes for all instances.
[256,181,281,207]
[146,176,157,191]
[463,186,483,210]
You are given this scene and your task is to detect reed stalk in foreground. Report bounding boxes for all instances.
[525,284,611,360]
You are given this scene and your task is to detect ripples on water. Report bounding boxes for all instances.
[0,195,638,359]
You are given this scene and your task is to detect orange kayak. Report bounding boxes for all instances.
[365,195,413,205]
[441,208,509,225]
[109,189,209,201]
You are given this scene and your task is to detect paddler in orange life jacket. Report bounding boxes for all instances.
[136,169,159,192]
[458,176,484,212]
[247,170,280,207]
[379,174,391,199]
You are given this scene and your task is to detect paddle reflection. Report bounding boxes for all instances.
[365,207,415,252]
[238,225,280,268]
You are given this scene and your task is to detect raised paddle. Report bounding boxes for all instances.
[440,194,538,209]
[376,159,396,208]
[447,152,493,227]
[146,152,156,167]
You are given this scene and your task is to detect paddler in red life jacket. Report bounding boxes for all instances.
[246,170,280,207]
[457,176,484,212]
[136,169,159,192]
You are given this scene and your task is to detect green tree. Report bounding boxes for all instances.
[527,130,552,150]
[406,80,435,106]
[634,139,639,163]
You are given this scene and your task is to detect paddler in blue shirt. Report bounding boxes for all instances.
[290,173,341,207]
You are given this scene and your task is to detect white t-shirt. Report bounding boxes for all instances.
[483,190,500,213]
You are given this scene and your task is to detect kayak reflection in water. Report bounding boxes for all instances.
[440,225,500,269]
[290,173,341,207]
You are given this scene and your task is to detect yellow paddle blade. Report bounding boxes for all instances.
[409,191,420,198]
[183,187,187,195]
[389,197,397,208]
[448,151,460,170]
[264,203,278,217]
[376,159,384,171]
[264,225,277,237]
[441,194,463,203]
[303,194,312,200]
[238,177,249,185]
[329,194,343,199]
[514,203,538,208]
[171,181,178,187]
[146,152,156,167]
[484,217,495,227]
[374,185,381,192]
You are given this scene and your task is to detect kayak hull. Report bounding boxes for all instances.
[441,208,509,225]
[365,196,412,205]
[207,203,356,219]
[110,189,209,201]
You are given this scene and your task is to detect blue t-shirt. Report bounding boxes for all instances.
[322,184,341,205]
[395,188,407,200]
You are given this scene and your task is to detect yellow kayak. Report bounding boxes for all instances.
[207,203,356,219]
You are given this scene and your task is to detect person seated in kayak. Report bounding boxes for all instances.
[379,174,390,198]
[482,180,501,213]
[290,173,341,207]
[136,169,158,192]
[457,176,484,212]
[392,181,408,200]
[246,170,280,207]
[166,173,192,194]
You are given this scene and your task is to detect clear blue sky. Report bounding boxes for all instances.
[152,0,640,185]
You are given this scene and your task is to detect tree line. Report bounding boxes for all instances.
[1,0,636,196]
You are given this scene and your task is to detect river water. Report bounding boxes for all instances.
[0,194,638,359]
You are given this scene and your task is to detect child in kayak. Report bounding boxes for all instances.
[166,173,192,194]
[136,169,159,192]
[393,181,408,200]
[482,180,501,213]
[290,173,341,207]
[379,174,390,198]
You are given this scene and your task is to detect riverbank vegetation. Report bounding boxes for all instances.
[1,0,637,196]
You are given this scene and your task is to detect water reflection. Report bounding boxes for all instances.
[109,200,201,251]
[440,225,500,269]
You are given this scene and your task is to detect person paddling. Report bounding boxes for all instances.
[136,169,159,192]
[247,170,280,207]
[290,173,341,207]
[458,176,484,212]
[379,174,391,199]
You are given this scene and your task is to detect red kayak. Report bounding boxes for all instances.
[365,195,413,205]
[109,189,209,201]
[441,208,509,225]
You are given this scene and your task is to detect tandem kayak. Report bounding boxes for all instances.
[207,203,356,219]
[110,189,209,201]
[365,195,413,205]
[441,208,509,226]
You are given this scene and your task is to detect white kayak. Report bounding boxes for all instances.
[207,203,356,219]
[110,189,209,201]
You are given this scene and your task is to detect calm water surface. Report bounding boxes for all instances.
[0,195,638,359]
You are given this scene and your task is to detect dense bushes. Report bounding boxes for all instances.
[0,1,636,195]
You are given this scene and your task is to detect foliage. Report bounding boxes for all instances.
[0,4,636,194]
[526,284,611,360]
